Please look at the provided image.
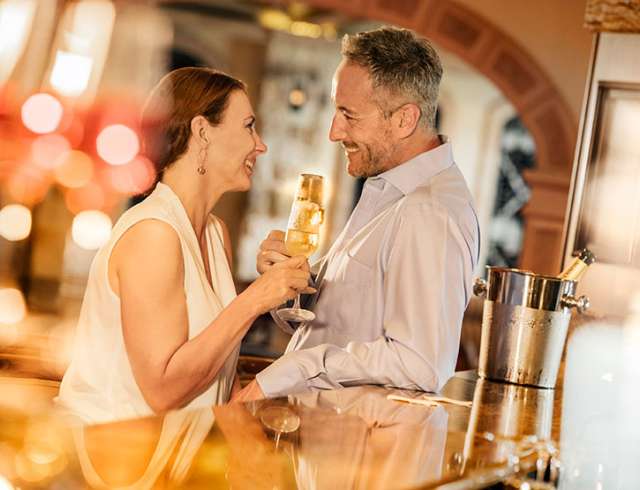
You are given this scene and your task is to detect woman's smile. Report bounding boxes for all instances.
[244,157,256,176]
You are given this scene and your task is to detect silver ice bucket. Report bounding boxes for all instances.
[463,378,555,465]
[474,267,589,389]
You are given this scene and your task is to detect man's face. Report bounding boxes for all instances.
[329,61,396,178]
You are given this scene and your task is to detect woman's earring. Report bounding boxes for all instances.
[197,146,207,175]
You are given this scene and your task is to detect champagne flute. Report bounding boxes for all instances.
[259,405,301,450]
[277,173,324,323]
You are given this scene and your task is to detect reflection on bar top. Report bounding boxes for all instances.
[0,372,563,489]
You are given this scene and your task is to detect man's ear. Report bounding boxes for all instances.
[393,103,421,139]
[190,115,210,146]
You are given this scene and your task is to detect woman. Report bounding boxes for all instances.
[57,67,311,424]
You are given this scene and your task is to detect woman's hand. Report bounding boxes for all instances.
[244,255,314,314]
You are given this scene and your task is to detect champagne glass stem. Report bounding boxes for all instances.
[293,294,302,310]
[275,431,281,450]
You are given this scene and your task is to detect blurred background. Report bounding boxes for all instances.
[0,0,594,380]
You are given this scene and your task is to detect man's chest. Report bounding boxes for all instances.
[326,201,401,282]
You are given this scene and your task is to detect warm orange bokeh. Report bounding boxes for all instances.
[20,93,63,134]
[96,124,140,166]
[31,134,71,170]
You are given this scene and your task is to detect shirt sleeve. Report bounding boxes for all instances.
[257,202,477,398]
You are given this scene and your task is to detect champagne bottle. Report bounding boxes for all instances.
[558,249,595,281]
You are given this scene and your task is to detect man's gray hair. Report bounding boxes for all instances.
[341,26,442,129]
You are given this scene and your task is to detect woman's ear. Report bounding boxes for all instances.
[190,115,210,146]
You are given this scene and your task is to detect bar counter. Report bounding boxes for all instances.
[0,369,562,489]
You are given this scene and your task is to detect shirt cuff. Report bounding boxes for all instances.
[255,356,308,398]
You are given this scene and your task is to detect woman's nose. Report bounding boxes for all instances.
[254,132,267,153]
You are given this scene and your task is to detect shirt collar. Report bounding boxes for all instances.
[370,135,454,196]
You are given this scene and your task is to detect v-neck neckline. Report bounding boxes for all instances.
[154,182,217,297]
[200,225,214,291]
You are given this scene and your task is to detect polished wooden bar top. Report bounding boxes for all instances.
[0,371,560,489]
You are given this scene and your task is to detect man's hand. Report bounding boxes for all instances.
[257,230,289,274]
[231,379,265,403]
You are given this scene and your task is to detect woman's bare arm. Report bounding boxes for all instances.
[111,219,309,412]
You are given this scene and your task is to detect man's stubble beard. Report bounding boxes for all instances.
[349,134,398,179]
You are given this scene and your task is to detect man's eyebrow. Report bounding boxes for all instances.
[337,105,356,115]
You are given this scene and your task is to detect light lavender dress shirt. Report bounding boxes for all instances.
[257,138,480,397]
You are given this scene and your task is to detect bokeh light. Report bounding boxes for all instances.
[107,156,156,195]
[64,181,106,214]
[0,204,32,241]
[0,475,14,490]
[0,321,21,346]
[0,288,27,325]
[31,134,71,169]
[71,210,112,250]
[7,165,50,206]
[49,50,93,98]
[0,0,37,88]
[54,150,93,188]
[96,124,139,165]
[0,137,24,162]
[21,93,63,134]
[289,88,307,108]
[58,115,85,148]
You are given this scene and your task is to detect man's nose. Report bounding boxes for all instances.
[329,114,346,142]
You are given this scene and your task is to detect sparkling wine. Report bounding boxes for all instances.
[285,229,319,257]
[285,199,322,257]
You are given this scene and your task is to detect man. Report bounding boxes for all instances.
[235,26,479,401]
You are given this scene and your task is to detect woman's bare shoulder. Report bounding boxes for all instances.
[112,219,182,274]
[119,218,179,249]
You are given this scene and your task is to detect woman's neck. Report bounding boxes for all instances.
[161,161,226,239]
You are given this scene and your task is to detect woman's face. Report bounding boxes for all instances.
[205,90,267,192]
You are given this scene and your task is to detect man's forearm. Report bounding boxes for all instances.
[256,336,441,398]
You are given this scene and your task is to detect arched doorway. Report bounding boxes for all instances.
[307,0,577,274]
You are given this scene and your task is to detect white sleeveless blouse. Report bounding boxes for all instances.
[57,183,239,424]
